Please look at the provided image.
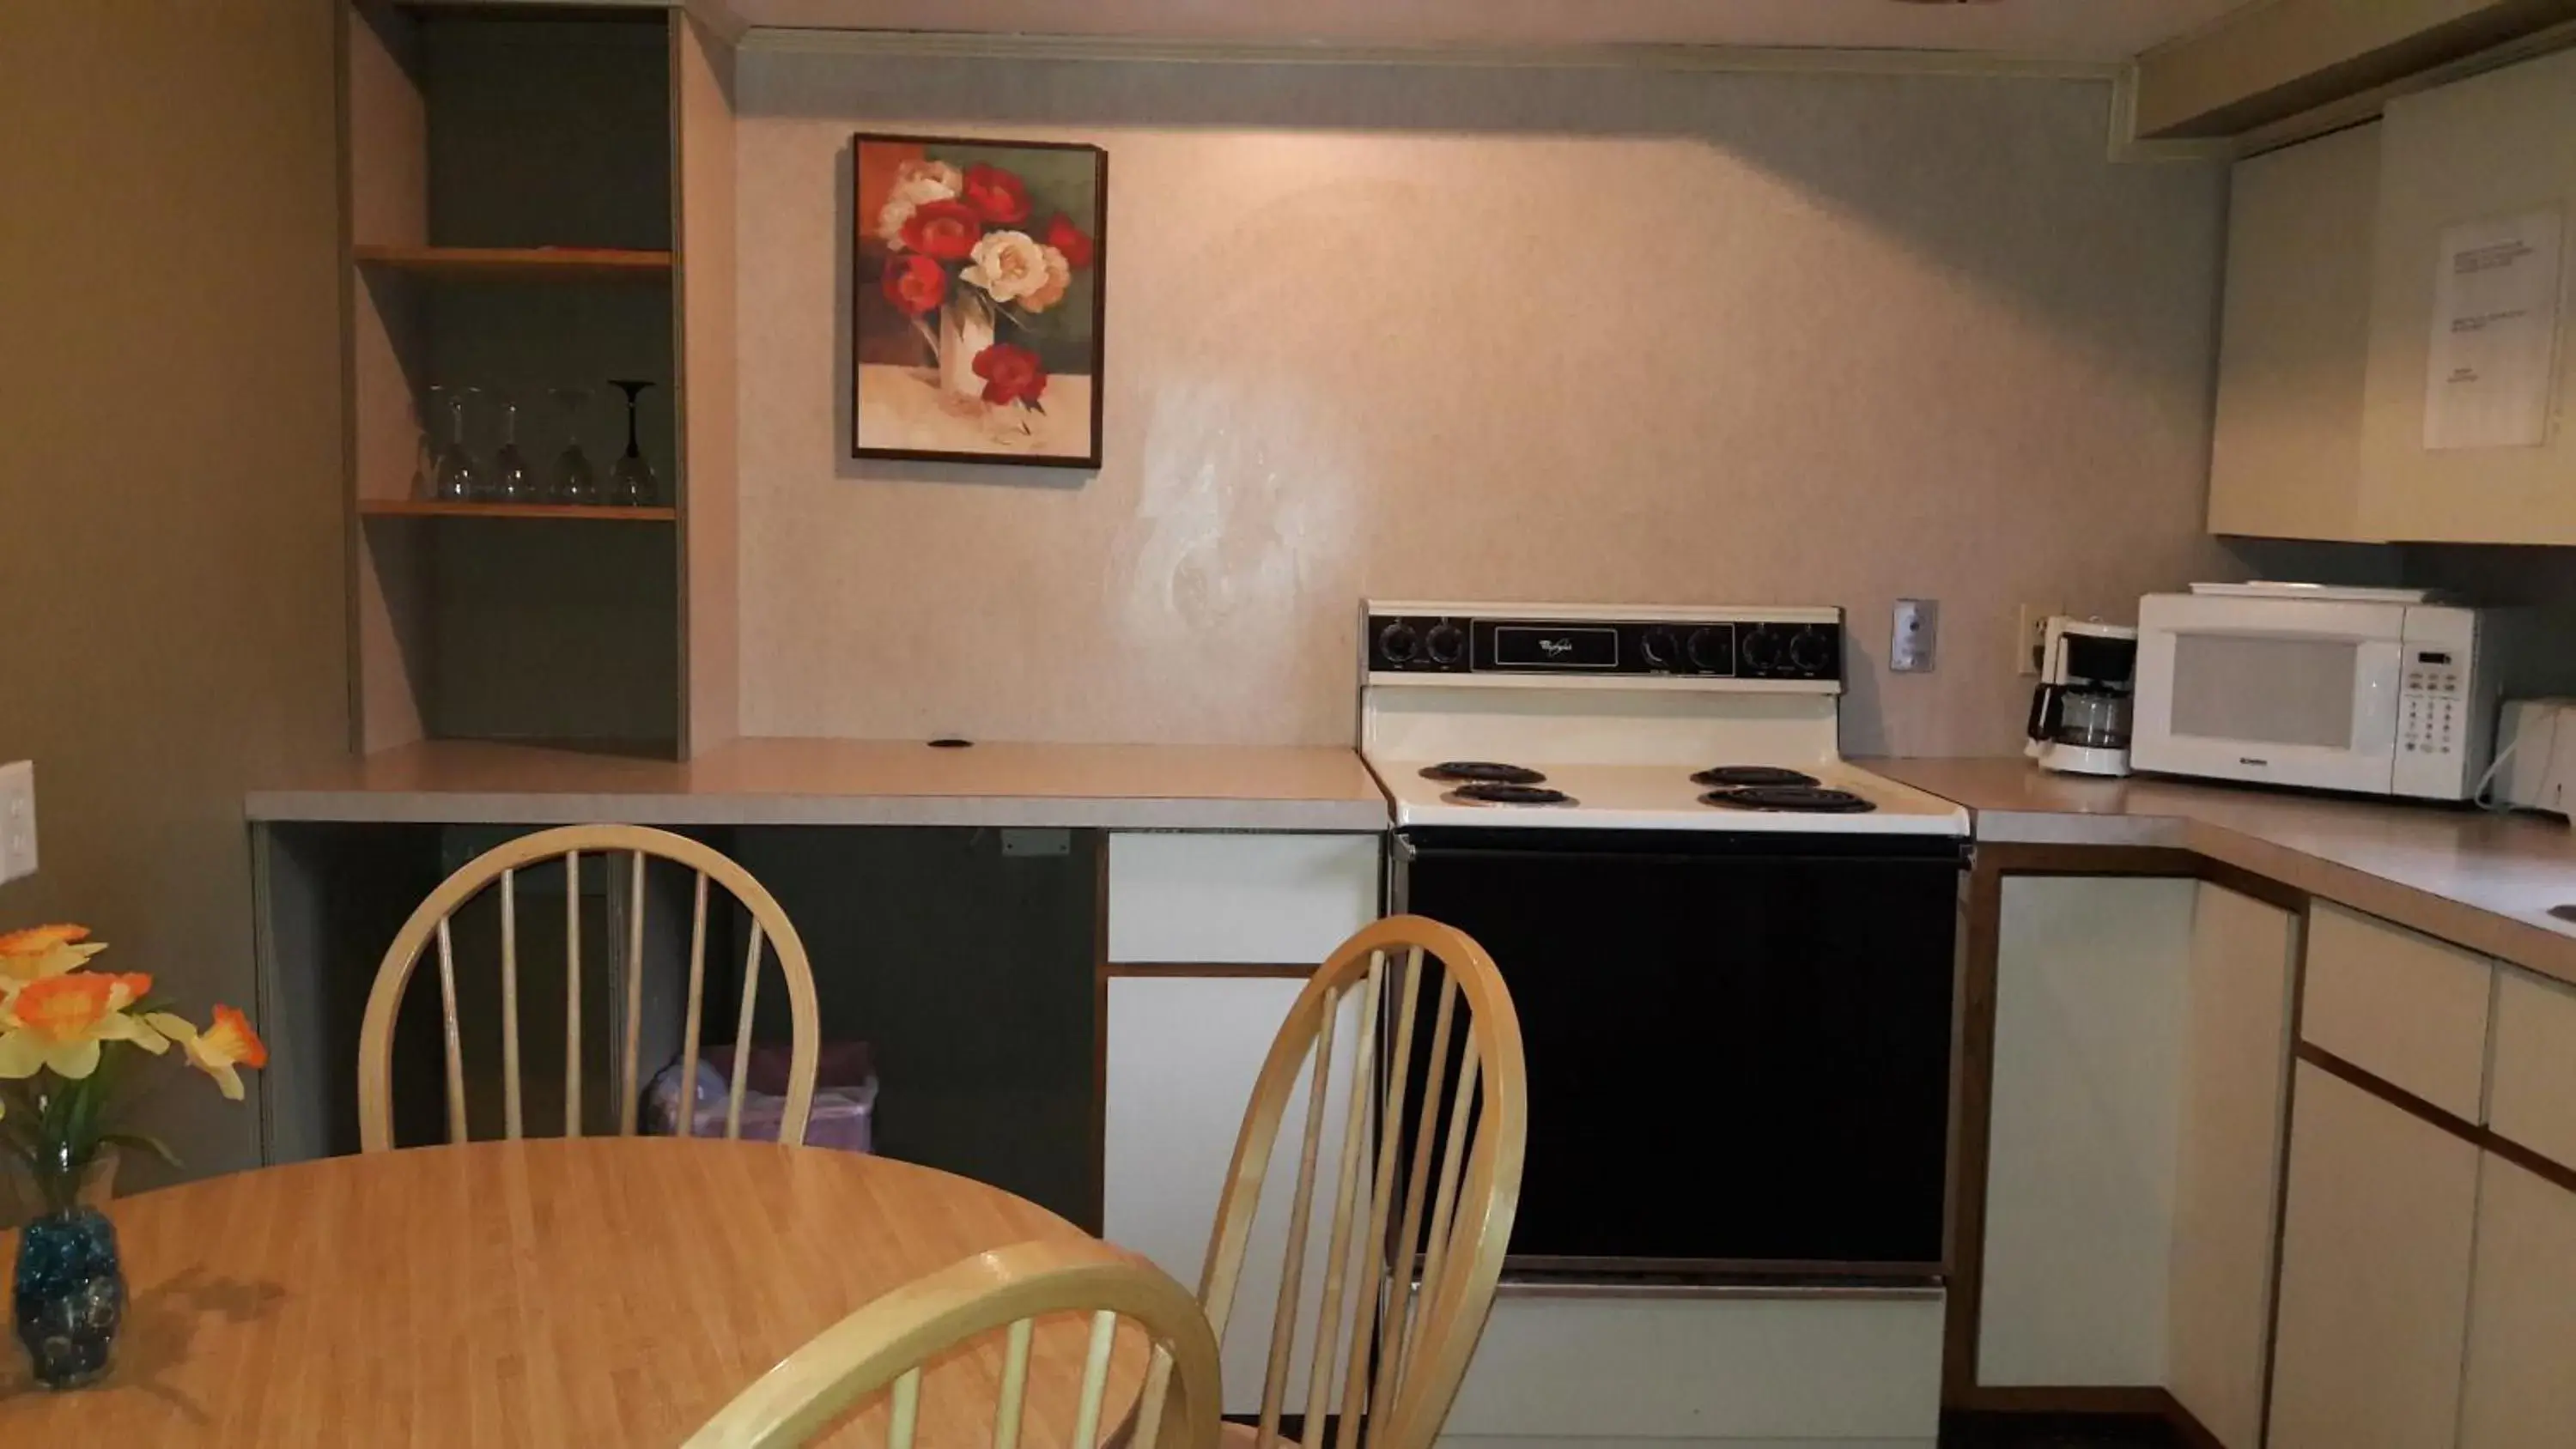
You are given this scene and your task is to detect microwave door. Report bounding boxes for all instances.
[2135,614,2403,793]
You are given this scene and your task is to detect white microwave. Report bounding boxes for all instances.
[2132,586,2525,801]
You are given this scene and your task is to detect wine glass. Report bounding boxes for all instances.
[410,392,438,501]
[432,385,482,502]
[606,379,659,506]
[491,393,536,503]
[550,386,599,505]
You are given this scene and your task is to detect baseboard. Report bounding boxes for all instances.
[1945,1385,2230,1448]
[2158,1390,2227,1449]
[1946,1385,2172,1416]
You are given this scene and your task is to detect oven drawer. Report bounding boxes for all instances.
[1438,1290,1944,1445]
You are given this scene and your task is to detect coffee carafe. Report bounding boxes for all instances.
[2024,617,2139,777]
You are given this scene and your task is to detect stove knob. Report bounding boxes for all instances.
[1686,627,1731,673]
[1789,627,1835,675]
[1377,621,1420,665]
[1741,625,1783,673]
[1425,621,1467,666]
[1640,627,1679,669]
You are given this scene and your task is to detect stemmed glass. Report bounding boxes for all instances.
[431,385,482,502]
[409,393,438,501]
[490,394,536,503]
[606,379,659,507]
[550,386,599,505]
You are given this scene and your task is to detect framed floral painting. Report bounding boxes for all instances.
[850,134,1107,468]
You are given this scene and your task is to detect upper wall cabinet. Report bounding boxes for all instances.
[2358,47,2576,546]
[2208,124,2383,542]
[341,1,739,758]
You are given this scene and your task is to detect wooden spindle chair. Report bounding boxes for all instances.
[1190,917,1527,1449]
[355,825,820,1152]
[684,1239,1224,1449]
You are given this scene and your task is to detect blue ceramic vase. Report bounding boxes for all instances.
[13,1203,124,1389]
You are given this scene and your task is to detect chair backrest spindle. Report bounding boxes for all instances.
[1194,919,1526,1449]
[618,850,647,1135]
[682,1240,1222,1449]
[563,847,582,1137]
[356,826,821,1154]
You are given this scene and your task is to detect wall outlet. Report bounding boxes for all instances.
[1892,599,1939,672]
[2014,603,2063,677]
[0,761,35,885]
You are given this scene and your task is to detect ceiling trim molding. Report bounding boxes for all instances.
[734,27,2126,82]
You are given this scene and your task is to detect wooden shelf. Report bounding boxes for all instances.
[360,499,677,522]
[352,244,673,279]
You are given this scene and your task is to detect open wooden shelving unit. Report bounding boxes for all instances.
[358,499,679,522]
[342,0,738,761]
[353,243,675,278]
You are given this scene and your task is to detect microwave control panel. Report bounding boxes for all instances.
[2401,647,2464,758]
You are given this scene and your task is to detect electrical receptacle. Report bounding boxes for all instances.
[0,761,35,885]
[2014,604,2063,677]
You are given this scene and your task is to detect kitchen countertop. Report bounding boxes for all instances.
[1871,757,2576,986]
[246,738,1391,833]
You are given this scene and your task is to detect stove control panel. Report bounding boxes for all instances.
[1366,609,1844,682]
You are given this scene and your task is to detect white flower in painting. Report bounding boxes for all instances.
[876,159,963,249]
[962,230,1051,304]
[1020,245,1074,312]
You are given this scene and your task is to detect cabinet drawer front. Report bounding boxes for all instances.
[1106,832,1380,964]
[2489,967,2576,1173]
[2303,902,2492,1119]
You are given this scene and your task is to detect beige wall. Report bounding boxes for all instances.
[736,55,2245,756]
[0,3,345,1180]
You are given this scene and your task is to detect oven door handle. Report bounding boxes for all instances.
[1403,844,1970,869]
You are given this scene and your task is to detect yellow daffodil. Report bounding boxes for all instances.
[143,1005,268,1100]
[0,924,108,998]
[0,971,167,1081]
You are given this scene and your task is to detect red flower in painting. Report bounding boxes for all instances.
[971,343,1048,408]
[961,164,1032,225]
[879,253,947,317]
[1045,212,1096,270]
[899,199,983,261]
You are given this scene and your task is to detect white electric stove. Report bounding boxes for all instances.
[1358,600,1969,837]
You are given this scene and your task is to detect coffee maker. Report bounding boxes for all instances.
[2026,616,2139,777]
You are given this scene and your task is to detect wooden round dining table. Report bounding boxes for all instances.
[0,1138,1152,1446]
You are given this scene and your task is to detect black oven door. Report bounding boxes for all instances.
[1396,828,1964,1282]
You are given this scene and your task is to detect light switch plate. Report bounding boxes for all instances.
[0,761,36,885]
[1892,599,1938,672]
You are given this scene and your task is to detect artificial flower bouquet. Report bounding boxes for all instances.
[873,156,1099,412]
[0,925,265,1210]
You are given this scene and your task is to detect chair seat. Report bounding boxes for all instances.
[1220,1421,1303,1449]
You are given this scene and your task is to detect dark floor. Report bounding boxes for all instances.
[1942,1413,2181,1448]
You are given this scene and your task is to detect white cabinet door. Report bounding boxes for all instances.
[2166,883,2299,1449]
[1978,876,2196,1385]
[2358,47,2576,545]
[2459,1152,2576,1449]
[2268,1063,2479,1449]
[1103,974,1365,1416]
[2208,123,2382,542]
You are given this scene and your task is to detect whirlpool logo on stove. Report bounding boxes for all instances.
[1538,637,1577,658]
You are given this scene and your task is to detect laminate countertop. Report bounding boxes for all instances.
[246,738,1391,833]
[1870,757,2576,986]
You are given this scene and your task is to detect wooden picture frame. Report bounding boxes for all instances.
[849,132,1107,469]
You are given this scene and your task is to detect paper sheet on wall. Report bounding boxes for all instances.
[2423,207,2565,451]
